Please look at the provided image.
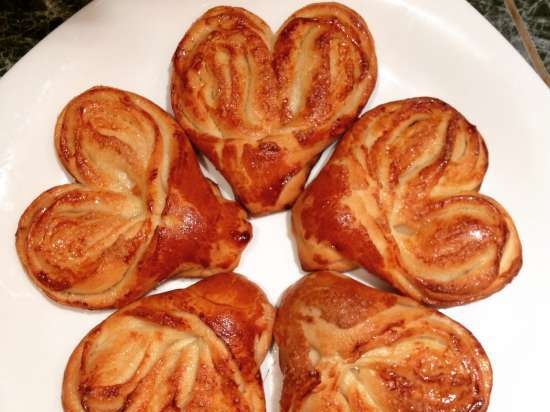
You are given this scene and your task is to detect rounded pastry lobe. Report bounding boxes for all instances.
[171,2,377,215]
[274,272,492,412]
[63,273,275,412]
[292,97,522,306]
[16,86,251,309]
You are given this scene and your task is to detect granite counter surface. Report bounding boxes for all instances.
[1,0,549,78]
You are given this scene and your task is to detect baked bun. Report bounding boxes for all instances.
[292,97,521,306]
[16,87,251,309]
[63,273,274,412]
[274,271,492,411]
[171,3,377,215]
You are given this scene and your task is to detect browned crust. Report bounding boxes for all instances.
[292,97,522,306]
[63,273,275,412]
[171,3,377,215]
[15,86,252,309]
[274,271,493,411]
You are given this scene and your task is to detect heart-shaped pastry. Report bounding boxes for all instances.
[16,87,251,309]
[63,273,275,412]
[171,3,377,215]
[293,98,522,306]
[275,271,492,411]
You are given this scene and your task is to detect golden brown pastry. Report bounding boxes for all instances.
[16,86,251,309]
[171,3,377,215]
[293,97,522,306]
[274,271,493,411]
[63,273,275,412]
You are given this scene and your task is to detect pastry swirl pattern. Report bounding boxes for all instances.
[293,97,522,306]
[63,273,275,412]
[16,87,251,309]
[274,271,492,411]
[171,3,377,215]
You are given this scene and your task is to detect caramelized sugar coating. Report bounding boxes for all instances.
[293,98,522,306]
[171,3,377,215]
[274,271,492,411]
[63,273,275,412]
[16,87,251,309]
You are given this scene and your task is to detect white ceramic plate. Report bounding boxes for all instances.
[1,0,549,410]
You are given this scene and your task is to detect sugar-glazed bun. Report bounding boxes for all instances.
[171,3,377,215]
[275,271,492,411]
[293,97,521,306]
[63,273,274,411]
[16,87,251,309]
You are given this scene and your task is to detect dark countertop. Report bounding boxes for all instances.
[1,0,549,78]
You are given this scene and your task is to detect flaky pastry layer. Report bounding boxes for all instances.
[171,3,377,215]
[63,273,275,412]
[275,272,492,411]
[16,87,251,309]
[292,97,522,306]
